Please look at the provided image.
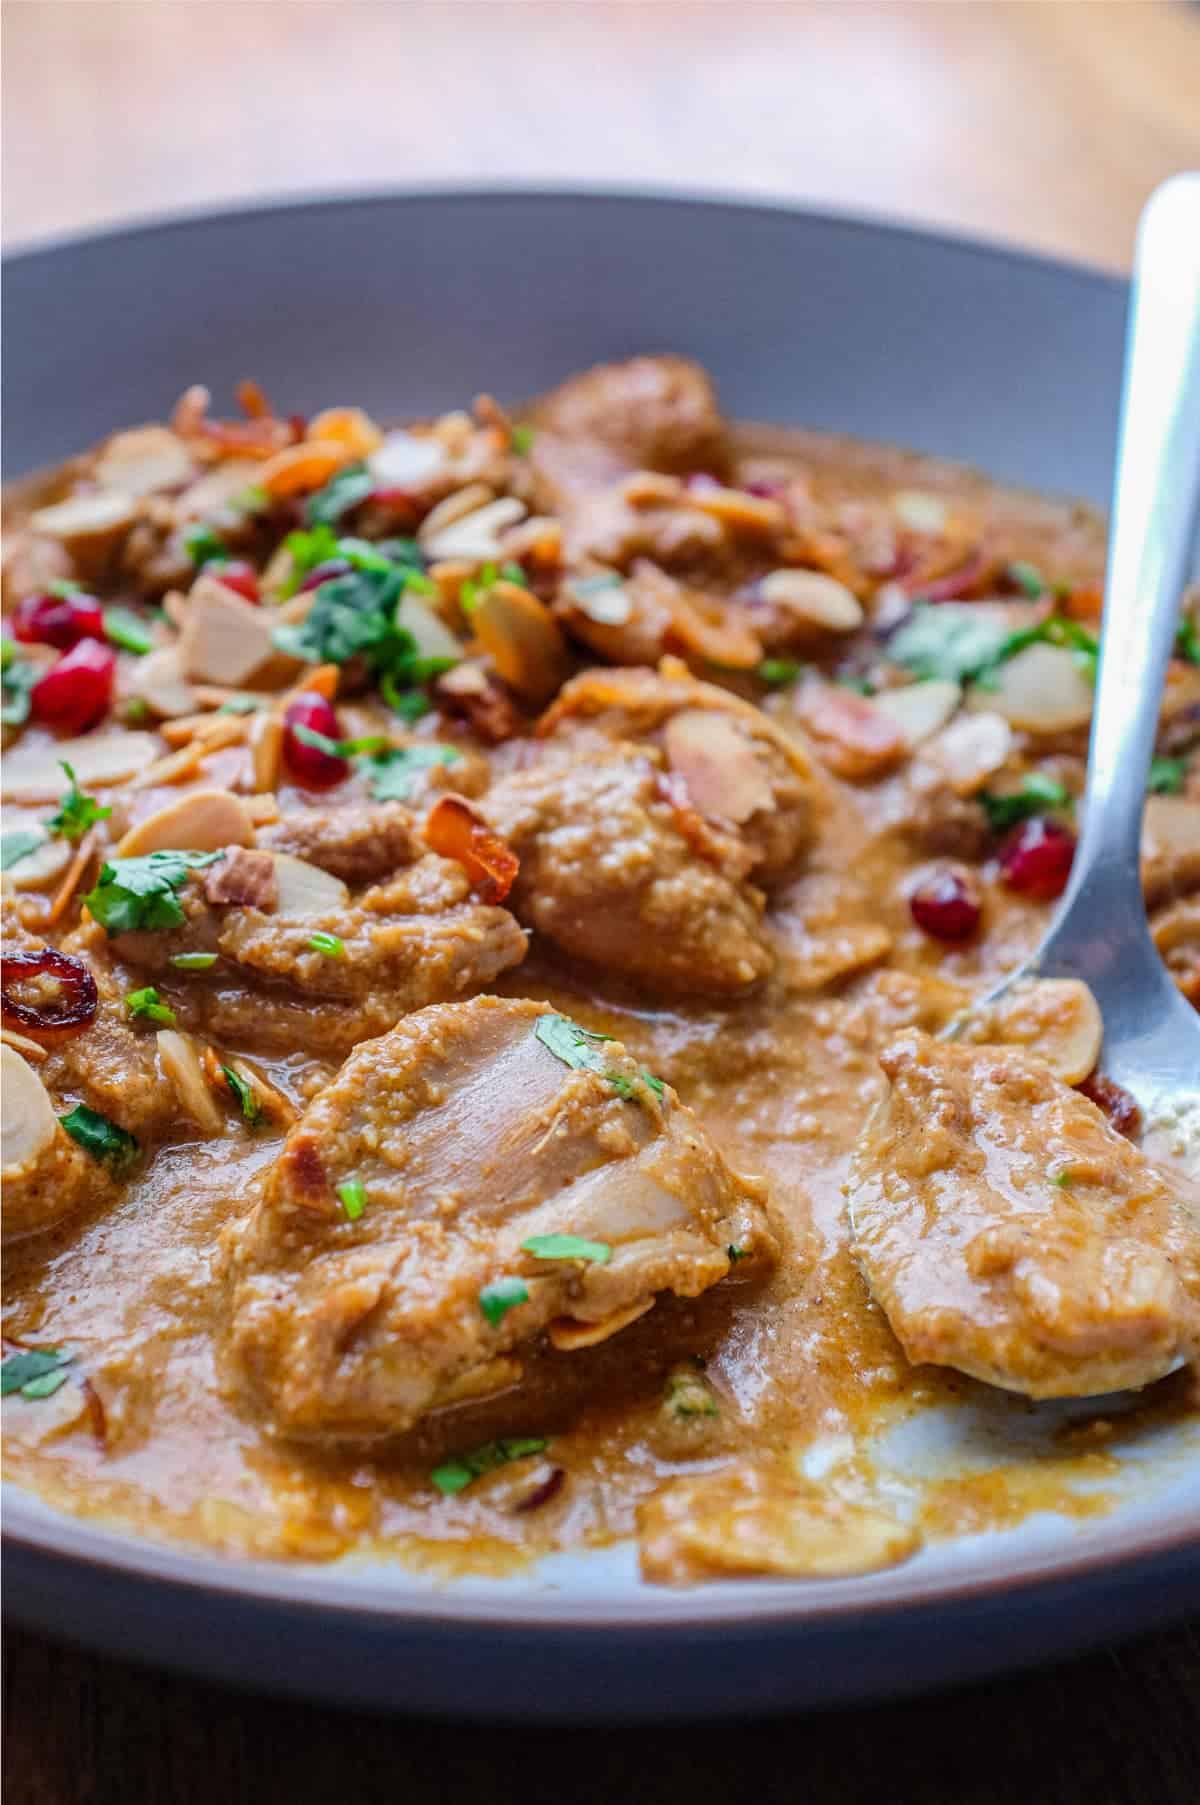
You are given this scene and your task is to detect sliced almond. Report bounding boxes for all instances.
[417,483,495,542]
[874,678,962,747]
[918,710,1014,796]
[124,643,197,720]
[547,1299,654,1351]
[686,486,785,534]
[94,426,194,497]
[157,1030,225,1135]
[1,1027,49,1063]
[116,788,255,858]
[663,709,774,823]
[176,459,264,521]
[973,641,1093,734]
[179,573,281,686]
[369,430,447,489]
[1,1044,60,1170]
[760,569,864,634]
[968,977,1103,1085]
[267,852,349,918]
[566,572,632,626]
[0,834,71,892]
[2,731,159,802]
[421,497,527,562]
[892,489,949,535]
[394,593,464,663]
[249,711,284,792]
[29,491,136,577]
[469,581,569,704]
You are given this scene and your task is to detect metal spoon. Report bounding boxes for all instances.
[964,173,1200,1129]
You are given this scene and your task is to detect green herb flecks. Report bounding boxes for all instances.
[1,649,37,726]
[218,695,264,715]
[337,1179,367,1221]
[233,484,270,515]
[835,674,877,696]
[521,1233,611,1266]
[125,986,177,1028]
[45,761,112,843]
[727,1244,749,1263]
[382,683,432,724]
[510,424,535,456]
[663,1362,719,1421]
[171,951,218,971]
[460,560,528,614]
[84,849,223,937]
[365,743,460,802]
[307,931,345,958]
[47,578,85,600]
[102,608,154,655]
[1177,617,1200,667]
[757,658,805,687]
[974,614,1099,688]
[478,1276,530,1327]
[221,1064,261,1126]
[1,1346,74,1401]
[887,604,1015,685]
[1147,756,1187,796]
[305,462,376,528]
[431,1437,548,1497]
[60,1104,139,1176]
[533,1013,665,1107]
[183,523,229,568]
[978,773,1072,833]
[1006,561,1048,598]
[290,722,391,760]
[0,830,44,872]
[1051,1166,1075,1189]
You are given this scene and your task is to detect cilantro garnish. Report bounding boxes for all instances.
[1006,561,1048,598]
[0,830,44,872]
[835,674,877,695]
[460,560,528,613]
[1147,756,1187,796]
[337,1178,367,1221]
[45,761,112,843]
[221,1064,261,1126]
[978,773,1072,833]
[84,849,223,936]
[218,695,263,715]
[125,986,177,1027]
[757,658,805,686]
[307,931,345,957]
[887,604,1015,685]
[60,1104,139,1176]
[305,462,375,527]
[290,722,391,759]
[1051,1166,1075,1189]
[272,565,412,668]
[431,1437,548,1496]
[1,648,37,726]
[365,743,460,801]
[183,523,228,568]
[975,614,1099,688]
[1177,617,1200,667]
[382,683,432,724]
[533,1014,664,1106]
[102,608,153,655]
[727,1245,749,1263]
[510,424,535,456]
[233,484,270,515]
[1,1346,74,1401]
[663,1364,719,1420]
[478,1276,529,1326]
[521,1233,611,1266]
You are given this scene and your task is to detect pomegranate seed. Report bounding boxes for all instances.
[909,866,982,942]
[999,816,1075,900]
[213,559,260,603]
[299,558,352,593]
[1077,1072,1142,1140]
[31,640,116,734]
[282,692,348,788]
[13,590,105,650]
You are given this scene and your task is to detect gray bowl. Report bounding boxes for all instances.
[5,188,1197,1723]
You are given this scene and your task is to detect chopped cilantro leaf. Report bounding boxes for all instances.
[521,1233,611,1266]
[1051,1166,1074,1189]
[103,608,154,655]
[45,761,112,843]
[290,721,390,759]
[1006,560,1048,598]
[510,425,535,456]
[171,951,218,970]
[663,1364,719,1420]
[218,695,263,715]
[47,578,85,599]
[500,561,528,588]
[233,484,270,514]
[974,615,1099,690]
[431,1437,548,1496]
[305,462,375,527]
[835,674,877,695]
[533,1013,663,1105]
[727,1244,749,1262]
[365,743,460,802]
[978,773,1072,832]
[757,658,804,686]
[84,849,223,937]
[125,986,177,1027]
[478,1276,529,1326]
[1147,756,1187,796]
[221,1064,261,1125]
[1,1346,74,1399]
[382,681,432,723]
[122,698,151,725]
[887,604,1015,685]
[61,1104,139,1176]
[337,1178,367,1221]
[1,653,36,726]
[307,931,345,957]
[0,830,44,871]
[1177,617,1200,667]
[272,565,410,668]
[183,523,228,568]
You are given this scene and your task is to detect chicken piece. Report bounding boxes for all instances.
[539,663,819,883]
[555,559,764,679]
[1,1044,110,1242]
[532,355,732,490]
[221,996,775,1441]
[1141,795,1200,911]
[259,802,421,886]
[486,744,775,994]
[847,1033,1200,1399]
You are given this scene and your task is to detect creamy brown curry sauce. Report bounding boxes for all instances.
[2,357,1198,1585]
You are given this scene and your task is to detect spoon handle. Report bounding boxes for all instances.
[1063,174,1200,908]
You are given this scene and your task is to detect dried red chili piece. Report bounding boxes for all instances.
[423,795,518,904]
[1,947,99,1039]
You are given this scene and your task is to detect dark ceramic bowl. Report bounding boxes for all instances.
[4,189,1198,1722]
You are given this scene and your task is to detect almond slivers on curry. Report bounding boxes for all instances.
[3,356,1198,1587]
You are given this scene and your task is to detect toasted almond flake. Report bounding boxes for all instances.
[500,515,562,566]
[175,459,265,521]
[567,574,633,626]
[94,426,194,498]
[249,711,284,792]
[759,568,864,633]
[687,485,786,534]
[46,829,98,925]
[2,731,158,803]
[892,489,949,535]
[30,491,136,566]
[421,497,527,562]
[548,1299,655,1351]
[1,1027,49,1063]
[395,594,463,663]
[128,743,209,790]
[663,709,775,824]
[226,1056,297,1127]
[918,710,1014,796]
[179,572,281,687]
[620,471,683,507]
[256,439,350,498]
[1,1043,59,1169]
[125,644,198,721]
[666,591,763,671]
[267,852,350,918]
[0,821,71,892]
[116,788,255,858]
[157,1030,225,1135]
[418,484,495,542]
[796,682,907,780]
[162,589,189,631]
[308,407,382,458]
[159,709,248,747]
[874,678,962,746]
[964,977,1103,1086]
[369,430,447,489]
[470,581,569,704]
[972,641,1093,734]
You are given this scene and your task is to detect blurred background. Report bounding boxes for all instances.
[4,0,1199,269]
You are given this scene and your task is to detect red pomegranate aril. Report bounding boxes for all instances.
[299,558,352,593]
[12,590,105,650]
[213,559,260,603]
[999,816,1076,901]
[30,640,116,734]
[909,866,982,942]
[282,692,348,788]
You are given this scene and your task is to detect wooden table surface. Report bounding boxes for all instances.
[3,2,1200,1800]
